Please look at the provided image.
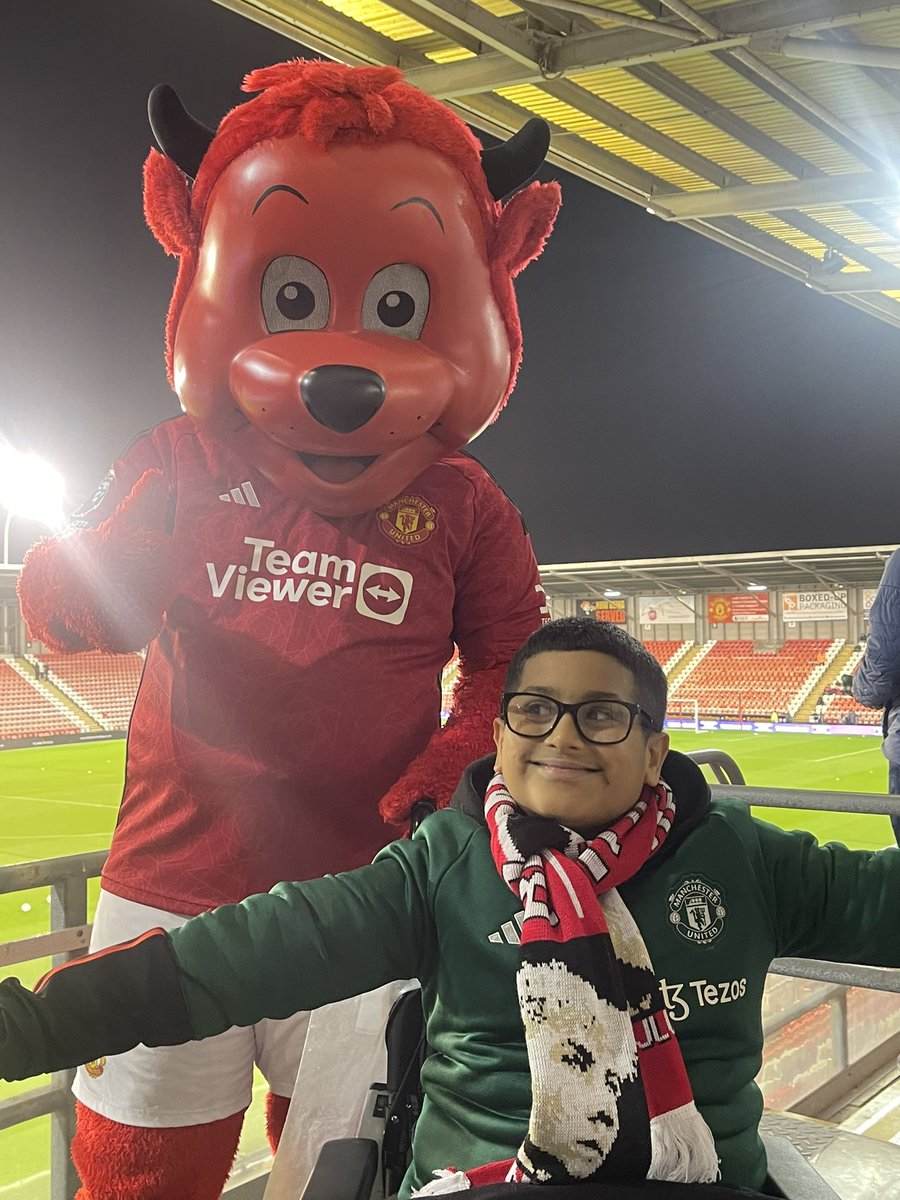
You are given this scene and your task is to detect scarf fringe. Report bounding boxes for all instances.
[648,1102,720,1184]
[413,1169,471,1195]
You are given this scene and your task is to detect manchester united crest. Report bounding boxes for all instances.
[377,494,437,546]
[84,1057,107,1078]
[668,876,726,946]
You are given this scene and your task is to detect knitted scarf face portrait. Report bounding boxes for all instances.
[415,770,719,1195]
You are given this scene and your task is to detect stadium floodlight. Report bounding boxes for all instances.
[603,589,622,598]
[0,445,67,566]
[746,583,768,592]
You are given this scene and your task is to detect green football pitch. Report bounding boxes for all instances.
[0,732,895,1197]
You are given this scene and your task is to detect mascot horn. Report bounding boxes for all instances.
[18,59,559,1200]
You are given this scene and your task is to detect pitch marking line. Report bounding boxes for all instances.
[0,1171,50,1197]
[809,748,878,763]
[0,793,114,811]
[0,831,109,841]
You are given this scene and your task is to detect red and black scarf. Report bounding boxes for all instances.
[416,772,718,1193]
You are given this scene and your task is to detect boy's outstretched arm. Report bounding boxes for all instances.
[0,930,191,1082]
[1,851,428,1084]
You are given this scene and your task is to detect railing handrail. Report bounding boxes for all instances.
[684,748,746,785]
[0,850,107,895]
[711,783,900,816]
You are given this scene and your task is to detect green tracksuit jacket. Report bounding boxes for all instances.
[2,751,899,1195]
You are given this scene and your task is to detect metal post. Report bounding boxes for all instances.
[2,511,12,567]
[49,873,89,1200]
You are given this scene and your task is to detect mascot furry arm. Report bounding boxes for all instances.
[19,62,560,834]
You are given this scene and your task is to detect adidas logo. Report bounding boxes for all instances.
[488,910,525,946]
[219,481,260,508]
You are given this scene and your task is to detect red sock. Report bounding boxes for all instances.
[266,1091,292,1153]
[72,1100,245,1200]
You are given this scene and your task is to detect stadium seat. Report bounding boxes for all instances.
[0,659,86,740]
[668,640,840,720]
[37,652,143,731]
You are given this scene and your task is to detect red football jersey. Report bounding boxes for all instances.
[80,417,545,913]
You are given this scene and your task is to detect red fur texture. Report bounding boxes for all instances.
[17,471,178,654]
[379,661,505,824]
[265,1090,291,1152]
[143,150,195,256]
[493,181,562,277]
[71,1101,245,1200]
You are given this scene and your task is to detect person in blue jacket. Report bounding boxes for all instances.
[853,548,900,845]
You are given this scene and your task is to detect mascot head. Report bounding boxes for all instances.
[144,60,560,516]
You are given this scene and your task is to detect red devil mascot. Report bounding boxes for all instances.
[17,60,560,1199]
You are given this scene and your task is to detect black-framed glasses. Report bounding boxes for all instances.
[501,692,660,745]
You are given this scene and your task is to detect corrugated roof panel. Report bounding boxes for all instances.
[755,57,900,127]
[737,212,829,259]
[425,45,476,63]
[317,0,430,40]
[496,82,712,190]
[566,68,792,182]
[651,115,792,183]
[800,207,900,268]
[659,55,866,176]
[580,129,712,190]
[473,0,522,16]
[567,70,792,184]
[570,68,692,120]
[734,106,870,176]
[849,13,900,45]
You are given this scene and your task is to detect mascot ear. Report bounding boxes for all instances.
[481,118,551,201]
[143,148,196,256]
[493,180,561,277]
[148,84,215,180]
[143,85,213,256]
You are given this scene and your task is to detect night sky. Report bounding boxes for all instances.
[3,0,899,565]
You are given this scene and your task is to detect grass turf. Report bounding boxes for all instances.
[0,741,268,1198]
[0,731,895,1196]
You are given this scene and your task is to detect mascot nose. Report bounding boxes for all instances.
[301,365,386,433]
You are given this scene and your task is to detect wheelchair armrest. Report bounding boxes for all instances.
[762,1133,841,1200]
[301,1137,380,1200]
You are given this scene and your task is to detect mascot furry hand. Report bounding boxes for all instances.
[18,59,559,1200]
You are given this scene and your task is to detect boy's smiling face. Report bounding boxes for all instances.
[492,650,669,836]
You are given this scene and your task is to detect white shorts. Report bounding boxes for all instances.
[72,890,310,1128]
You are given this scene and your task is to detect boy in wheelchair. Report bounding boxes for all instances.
[2,617,899,1198]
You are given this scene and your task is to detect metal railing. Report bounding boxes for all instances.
[696,748,900,996]
[0,850,104,1200]
[2,752,900,1198]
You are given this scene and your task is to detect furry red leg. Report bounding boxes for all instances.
[71,1100,245,1200]
[265,1091,292,1153]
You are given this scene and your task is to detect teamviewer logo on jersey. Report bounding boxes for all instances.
[356,563,413,625]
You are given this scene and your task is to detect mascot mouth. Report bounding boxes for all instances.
[296,451,377,484]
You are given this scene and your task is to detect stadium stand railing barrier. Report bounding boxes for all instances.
[2,758,900,1199]
[0,851,267,1200]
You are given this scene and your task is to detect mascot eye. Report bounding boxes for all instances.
[261,257,330,332]
[362,265,429,340]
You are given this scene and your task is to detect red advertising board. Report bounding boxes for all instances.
[579,599,627,623]
[707,593,768,623]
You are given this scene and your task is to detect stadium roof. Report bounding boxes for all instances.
[217,0,900,329]
[538,543,899,596]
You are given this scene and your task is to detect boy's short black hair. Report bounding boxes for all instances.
[504,617,667,733]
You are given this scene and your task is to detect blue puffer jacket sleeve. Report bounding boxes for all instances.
[853,550,900,759]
